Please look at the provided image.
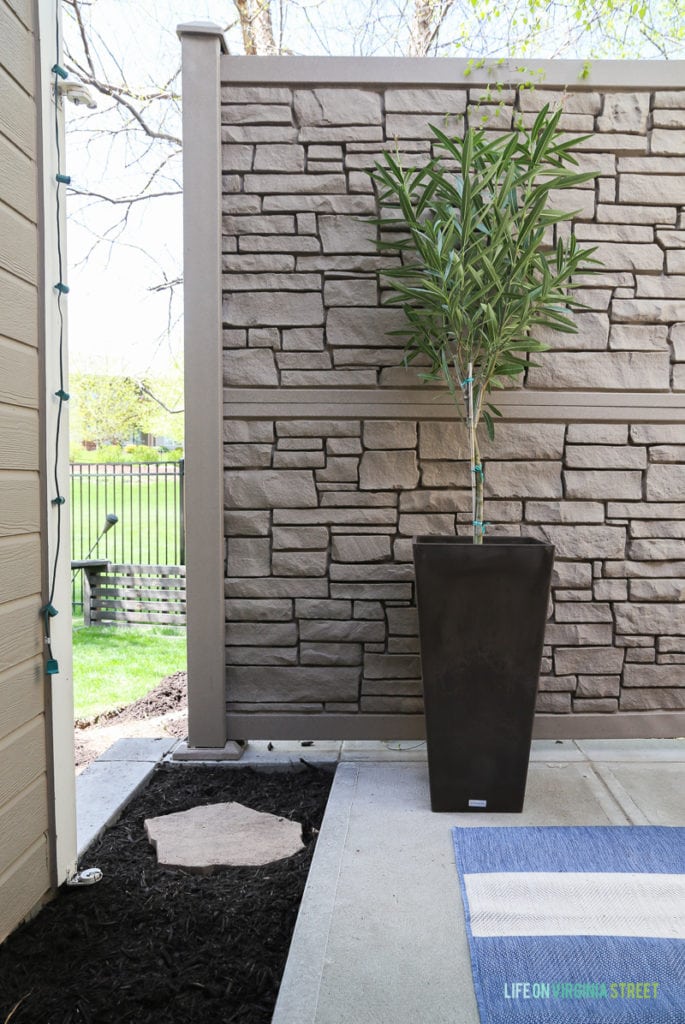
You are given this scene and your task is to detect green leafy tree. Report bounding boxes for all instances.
[371,105,600,544]
[70,373,152,448]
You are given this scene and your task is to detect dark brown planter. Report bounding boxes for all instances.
[413,535,554,813]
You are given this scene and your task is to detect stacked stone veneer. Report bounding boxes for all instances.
[220,78,685,732]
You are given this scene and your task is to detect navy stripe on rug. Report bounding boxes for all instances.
[452,826,685,1024]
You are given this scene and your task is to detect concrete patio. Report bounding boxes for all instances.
[77,736,684,1023]
[272,739,685,1024]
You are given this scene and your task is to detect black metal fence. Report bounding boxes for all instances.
[71,460,185,614]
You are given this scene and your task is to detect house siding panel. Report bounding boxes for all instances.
[0,0,51,944]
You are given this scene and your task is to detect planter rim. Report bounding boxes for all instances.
[413,534,554,551]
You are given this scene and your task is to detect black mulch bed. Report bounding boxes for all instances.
[0,762,333,1024]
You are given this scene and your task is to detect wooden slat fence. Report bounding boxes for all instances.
[83,564,186,626]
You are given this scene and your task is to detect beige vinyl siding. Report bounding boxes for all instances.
[0,0,51,943]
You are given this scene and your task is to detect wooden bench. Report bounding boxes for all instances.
[83,563,186,626]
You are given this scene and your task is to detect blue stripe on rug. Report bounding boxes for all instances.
[452,826,685,1024]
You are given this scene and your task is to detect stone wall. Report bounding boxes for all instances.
[216,65,685,737]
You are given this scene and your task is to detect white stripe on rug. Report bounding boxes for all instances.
[464,871,685,939]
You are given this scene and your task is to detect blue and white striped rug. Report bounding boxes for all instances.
[452,826,685,1023]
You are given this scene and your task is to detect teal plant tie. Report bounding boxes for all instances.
[472,519,489,535]
[52,64,68,79]
[52,495,66,506]
[472,464,484,477]
[55,389,70,400]
[54,282,69,294]
[42,603,59,618]
[46,659,60,675]
[462,376,474,386]
[56,173,71,185]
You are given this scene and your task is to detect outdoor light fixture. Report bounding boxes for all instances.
[83,513,119,560]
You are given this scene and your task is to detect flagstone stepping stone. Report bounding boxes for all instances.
[144,801,304,873]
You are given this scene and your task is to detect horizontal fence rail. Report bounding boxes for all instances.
[83,564,187,626]
[70,461,185,616]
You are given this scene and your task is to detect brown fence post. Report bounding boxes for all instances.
[176,23,240,756]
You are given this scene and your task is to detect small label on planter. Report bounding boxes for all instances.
[468,799,487,808]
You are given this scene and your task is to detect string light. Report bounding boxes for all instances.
[43,15,70,677]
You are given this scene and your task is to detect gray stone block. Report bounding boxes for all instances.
[273,526,329,549]
[524,500,604,524]
[573,698,618,713]
[319,215,377,253]
[225,469,317,509]
[623,663,685,687]
[239,235,321,253]
[646,464,685,501]
[629,540,685,561]
[222,125,298,144]
[612,298,685,323]
[224,444,273,469]
[354,600,384,619]
[485,461,562,499]
[398,513,455,535]
[597,92,649,133]
[555,602,613,623]
[294,89,382,126]
[227,578,329,598]
[245,173,346,195]
[254,144,305,172]
[545,622,613,646]
[576,675,621,698]
[223,291,324,327]
[273,451,326,469]
[226,621,298,646]
[528,351,670,390]
[277,419,360,438]
[225,598,292,621]
[535,692,572,713]
[327,437,363,456]
[282,328,325,350]
[228,665,360,702]
[299,619,385,642]
[387,607,418,635]
[331,535,392,562]
[523,524,626,559]
[615,602,685,636]
[222,86,292,104]
[609,324,670,351]
[630,578,685,602]
[316,457,359,484]
[359,450,419,490]
[224,214,295,235]
[224,420,274,444]
[384,88,466,113]
[330,582,412,599]
[300,642,362,666]
[222,144,253,171]
[296,598,351,619]
[224,349,278,386]
[565,444,643,468]
[327,306,407,347]
[363,420,417,451]
[620,688,685,710]
[554,646,625,675]
[227,537,271,577]
[386,112,462,139]
[272,550,328,577]
[224,510,271,537]
[227,643,296,667]
[619,174,685,205]
[324,279,378,307]
[223,254,295,273]
[364,653,421,678]
[518,89,601,114]
[225,272,320,291]
[330,562,414,582]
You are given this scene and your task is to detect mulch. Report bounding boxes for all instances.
[0,762,333,1024]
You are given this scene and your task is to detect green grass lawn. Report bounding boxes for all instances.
[72,622,187,720]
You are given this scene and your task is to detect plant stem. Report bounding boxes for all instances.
[465,361,483,545]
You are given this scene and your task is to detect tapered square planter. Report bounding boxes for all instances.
[413,535,554,813]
